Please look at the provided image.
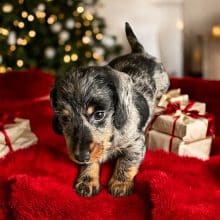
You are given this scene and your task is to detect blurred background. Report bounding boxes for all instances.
[0,0,220,79]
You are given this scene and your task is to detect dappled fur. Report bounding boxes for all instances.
[50,22,169,197]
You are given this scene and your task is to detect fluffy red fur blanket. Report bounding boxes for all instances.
[0,70,220,219]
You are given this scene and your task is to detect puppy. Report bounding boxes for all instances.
[50,22,170,197]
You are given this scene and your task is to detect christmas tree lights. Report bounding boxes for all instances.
[0,0,121,75]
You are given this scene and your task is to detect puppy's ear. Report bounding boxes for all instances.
[50,84,63,134]
[112,70,133,130]
[52,115,63,134]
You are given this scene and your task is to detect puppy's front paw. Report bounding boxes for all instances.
[108,179,134,197]
[75,176,100,197]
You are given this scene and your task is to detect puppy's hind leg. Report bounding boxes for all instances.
[75,162,100,197]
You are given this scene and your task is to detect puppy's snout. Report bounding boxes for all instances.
[74,151,90,163]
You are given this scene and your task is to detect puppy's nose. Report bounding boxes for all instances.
[75,152,90,162]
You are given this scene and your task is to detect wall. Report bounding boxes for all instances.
[184,0,220,79]
[97,0,184,76]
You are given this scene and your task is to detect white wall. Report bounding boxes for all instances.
[98,0,184,76]
[184,0,220,80]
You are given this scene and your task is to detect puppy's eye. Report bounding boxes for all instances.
[93,111,105,121]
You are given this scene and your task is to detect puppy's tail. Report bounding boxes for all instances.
[125,22,145,53]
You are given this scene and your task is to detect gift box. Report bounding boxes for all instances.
[0,116,38,158]
[156,88,206,115]
[146,130,212,160]
[157,88,189,108]
[152,102,212,142]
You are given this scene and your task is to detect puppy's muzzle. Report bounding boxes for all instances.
[74,151,90,163]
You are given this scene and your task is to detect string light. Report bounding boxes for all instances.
[28,30,36,38]
[96,33,103,40]
[85,30,92,36]
[71,53,78,61]
[93,52,100,60]
[73,11,78,16]
[18,0,24,4]
[93,28,100,34]
[13,20,19,26]
[82,36,90,44]
[83,21,90,26]
[58,14,65,19]
[35,10,46,19]
[47,15,57,24]
[21,11,28,18]
[85,51,92,58]
[0,66,6,73]
[64,44,71,52]
[16,59,24,67]
[2,3,13,13]
[75,22,81,28]
[9,45,16,51]
[76,41,82,47]
[27,14,34,22]
[0,27,9,36]
[18,21,25,28]
[17,38,28,46]
[63,55,71,63]
[212,25,220,38]
[77,6,84,13]
[85,12,93,21]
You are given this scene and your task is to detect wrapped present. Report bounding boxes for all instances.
[146,130,212,160]
[0,113,38,158]
[151,101,214,143]
[158,88,189,108]
[156,88,206,114]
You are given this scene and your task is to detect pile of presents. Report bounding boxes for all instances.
[146,89,215,160]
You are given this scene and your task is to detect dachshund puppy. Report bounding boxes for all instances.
[50,22,170,197]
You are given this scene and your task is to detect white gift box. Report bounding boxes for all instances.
[0,118,38,158]
[146,130,212,160]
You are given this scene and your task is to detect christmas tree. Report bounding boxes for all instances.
[0,0,122,75]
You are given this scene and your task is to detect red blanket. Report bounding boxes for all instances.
[1,70,220,219]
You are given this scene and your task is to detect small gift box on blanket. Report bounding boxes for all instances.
[146,89,215,160]
[0,113,38,158]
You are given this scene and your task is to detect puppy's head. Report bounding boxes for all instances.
[50,66,132,164]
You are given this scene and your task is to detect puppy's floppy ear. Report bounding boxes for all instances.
[52,115,63,134]
[111,70,133,130]
[50,84,63,134]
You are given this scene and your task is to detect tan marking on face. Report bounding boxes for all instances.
[63,109,70,116]
[87,106,95,115]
